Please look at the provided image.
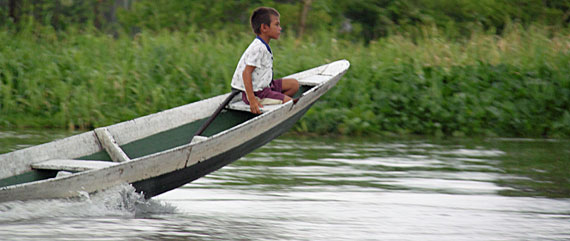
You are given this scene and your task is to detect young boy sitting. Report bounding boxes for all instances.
[230,7,299,114]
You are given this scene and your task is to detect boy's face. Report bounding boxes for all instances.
[263,15,281,40]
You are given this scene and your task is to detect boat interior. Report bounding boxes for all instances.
[0,84,318,189]
[0,59,350,193]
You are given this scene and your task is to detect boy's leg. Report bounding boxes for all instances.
[282,95,292,103]
[281,78,299,97]
[256,85,287,104]
[261,89,289,103]
[270,78,296,103]
[246,78,298,105]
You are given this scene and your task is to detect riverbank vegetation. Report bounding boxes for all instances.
[0,0,568,137]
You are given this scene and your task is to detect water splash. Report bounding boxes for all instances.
[0,183,176,222]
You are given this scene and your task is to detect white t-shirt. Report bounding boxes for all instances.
[231,37,273,92]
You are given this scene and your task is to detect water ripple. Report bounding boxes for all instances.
[1,132,569,240]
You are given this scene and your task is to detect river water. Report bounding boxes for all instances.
[0,130,569,240]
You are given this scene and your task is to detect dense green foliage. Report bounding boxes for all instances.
[300,26,570,137]
[0,0,569,137]
[2,0,568,40]
[0,28,240,129]
[1,24,568,137]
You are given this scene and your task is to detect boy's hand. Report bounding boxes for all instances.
[249,97,264,114]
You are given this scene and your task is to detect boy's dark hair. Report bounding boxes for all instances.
[250,7,279,35]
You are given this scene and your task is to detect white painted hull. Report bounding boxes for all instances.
[0,60,350,202]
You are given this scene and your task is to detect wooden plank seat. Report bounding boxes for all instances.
[227,101,283,113]
[226,74,327,113]
[31,159,118,172]
[297,74,330,86]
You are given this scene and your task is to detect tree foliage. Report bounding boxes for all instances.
[1,0,568,40]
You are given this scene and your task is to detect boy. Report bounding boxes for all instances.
[231,7,299,114]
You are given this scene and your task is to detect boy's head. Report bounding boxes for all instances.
[250,7,280,35]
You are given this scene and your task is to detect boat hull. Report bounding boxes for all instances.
[0,60,349,202]
[133,104,311,198]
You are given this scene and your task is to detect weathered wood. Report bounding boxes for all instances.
[298,74,331,86]
[94,128,130,162]
[32,159,118,172]
[190,135,208,144]
[227,101,282,113]
[0,60,350,202]
[107,94,223,146]
[191,89,240,141]
[0,132,102,180]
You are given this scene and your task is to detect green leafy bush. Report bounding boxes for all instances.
[1,24,567,137]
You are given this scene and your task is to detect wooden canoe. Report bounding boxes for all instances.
[0,60,350,202]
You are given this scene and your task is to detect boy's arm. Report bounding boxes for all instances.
[243,65,263,114]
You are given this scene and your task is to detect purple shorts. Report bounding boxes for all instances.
[242,79,285,105]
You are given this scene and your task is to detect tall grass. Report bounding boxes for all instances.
[0,28,246,129]
[0,25,568,137]
[297,25,570,137]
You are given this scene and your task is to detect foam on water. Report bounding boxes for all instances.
[0,183,176,222]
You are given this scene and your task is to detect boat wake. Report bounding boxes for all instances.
[0,183,176,222]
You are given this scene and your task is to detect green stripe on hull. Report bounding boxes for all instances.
[0,170,57,188]
[132,102,314,198]
[122,110,255,159]
[0,85,314,190]
[80,86,311,161]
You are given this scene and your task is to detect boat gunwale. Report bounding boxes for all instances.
[0,76,331,196]
[0,60,350,202]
